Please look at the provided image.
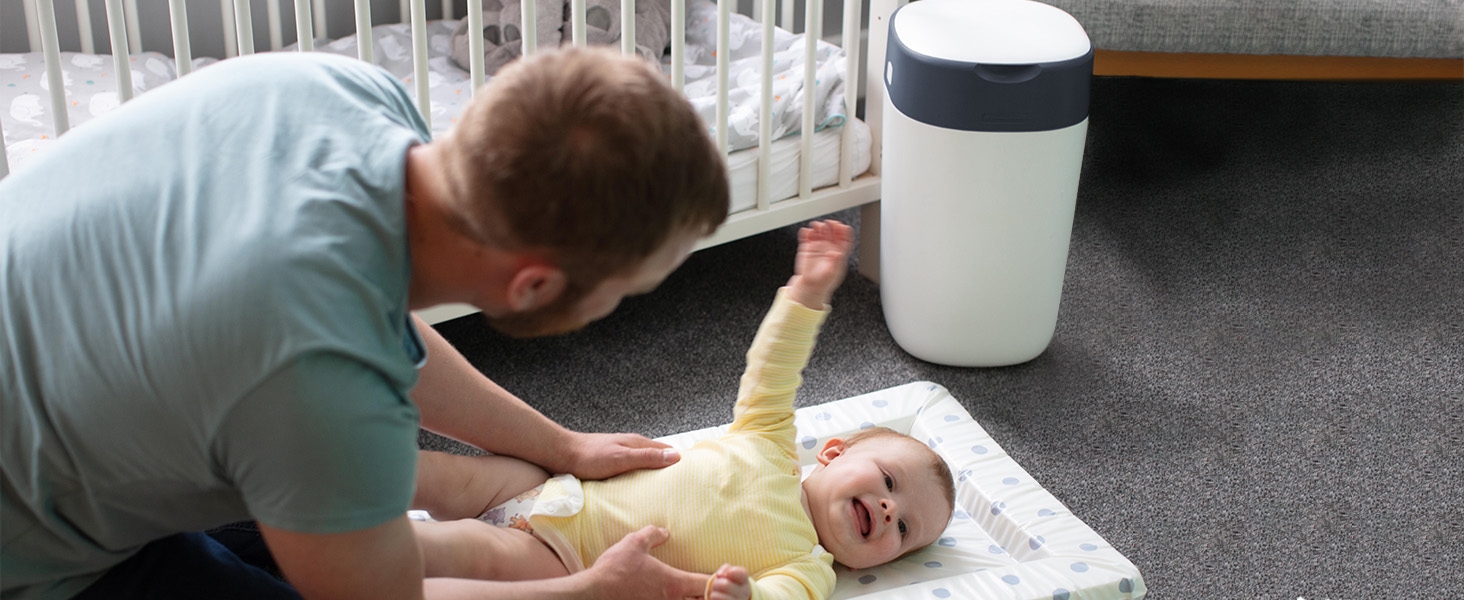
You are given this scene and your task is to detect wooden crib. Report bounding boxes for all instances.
[0,0,896,323]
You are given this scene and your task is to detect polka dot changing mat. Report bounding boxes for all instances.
[656,382,1147,600]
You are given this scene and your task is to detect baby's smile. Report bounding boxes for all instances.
[853,499,872,537]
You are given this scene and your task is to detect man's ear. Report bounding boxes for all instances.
[816,438,847,466]
[505,263,567,311]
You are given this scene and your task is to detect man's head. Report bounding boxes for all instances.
[801,427,956,569]
[438,47,729,336]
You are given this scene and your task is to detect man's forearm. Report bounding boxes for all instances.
[411,315,572,470]
[424,577,590,600]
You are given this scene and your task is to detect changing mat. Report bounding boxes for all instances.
[658,382,1147,600]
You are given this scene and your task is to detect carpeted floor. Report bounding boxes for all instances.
[426,77,1464,598]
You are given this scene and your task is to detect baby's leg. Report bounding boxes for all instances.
[414,518,571,581]
[414,450,550,520]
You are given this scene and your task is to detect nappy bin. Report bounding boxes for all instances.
[879,0,1092,367]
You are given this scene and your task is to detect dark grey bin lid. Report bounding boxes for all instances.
[886,0,1092,133]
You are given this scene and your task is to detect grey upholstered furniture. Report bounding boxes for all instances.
[1040,0,1463,79]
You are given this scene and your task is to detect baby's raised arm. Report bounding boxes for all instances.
[784,220,854,310]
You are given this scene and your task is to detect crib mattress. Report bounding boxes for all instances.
[657,382,1147,600]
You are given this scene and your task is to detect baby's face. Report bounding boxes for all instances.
[801,436,950,569]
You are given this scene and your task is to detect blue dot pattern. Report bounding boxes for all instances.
[1071,562,1089,573]
[924,561,943,568]
[1003,574,1021,585]
[932,589,951,598]
[801,436,817,449]
[858,574,877,584]
[1053,589,1072,600]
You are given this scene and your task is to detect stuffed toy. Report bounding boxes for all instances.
[450,0,671,76]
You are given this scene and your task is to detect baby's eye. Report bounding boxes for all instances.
[898,520,907,536]
[884,474,893,490]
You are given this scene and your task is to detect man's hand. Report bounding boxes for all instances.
[579,526,711,599]
[560,432,681,480]
[708,564,752,600]
[786,220,854,309]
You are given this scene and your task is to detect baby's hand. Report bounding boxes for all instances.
[786,220,854,309]
[708,564,752,600]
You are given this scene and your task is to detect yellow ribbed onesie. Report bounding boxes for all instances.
[528,289,836,600]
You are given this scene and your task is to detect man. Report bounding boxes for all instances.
[0,46,729,599]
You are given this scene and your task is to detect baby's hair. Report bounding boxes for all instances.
[843,427,957,518]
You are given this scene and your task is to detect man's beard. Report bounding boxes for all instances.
[480,287,591,338]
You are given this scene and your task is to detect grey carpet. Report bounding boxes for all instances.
[424,77,1464,597]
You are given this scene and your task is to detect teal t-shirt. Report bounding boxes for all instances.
[0,53,431,599]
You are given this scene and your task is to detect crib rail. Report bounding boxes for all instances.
[4,0,891,283]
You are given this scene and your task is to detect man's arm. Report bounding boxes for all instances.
[261,516,425,600]
[410,315,679,479]
[263,520,711,600]
[420,526,711,600]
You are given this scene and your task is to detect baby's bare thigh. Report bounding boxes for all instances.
[415,518,570,581]
[416,452,550,520]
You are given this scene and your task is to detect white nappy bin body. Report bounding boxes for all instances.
[880,0,1092,367]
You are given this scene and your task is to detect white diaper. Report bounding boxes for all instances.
[476,473,588,573]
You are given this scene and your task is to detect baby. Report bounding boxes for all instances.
[412,220,956,600]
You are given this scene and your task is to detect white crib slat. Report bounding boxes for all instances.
[839,0,861,187]
[295,0,315,51]
[799,0,820,198]
[234,0,256,55]
[441,0,452,20]
[409,0,431,128]
[168,0,193,75]
[780,0,793,32]
[35,0,70,136]
[620,0,633,55]
[75,0,96,54]
[865,0,899,177]
[669,0,683,90]
[521,0,537,54]
[124,0,141,54]
[313,0,328,39]
[399,0,409,26]
[267,0,283,50]
[756,0,774,210]
[468,0,485,89]
[1,124,9,179]
[220,0,237,57]
[571,0,586,46]
[354,0,375,63]
[24,0,43,53]
[104,0,132,102]
[715,0,729,156]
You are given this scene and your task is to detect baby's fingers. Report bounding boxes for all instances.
[709,564,752,600]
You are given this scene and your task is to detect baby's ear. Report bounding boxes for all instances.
[816,438,847,465]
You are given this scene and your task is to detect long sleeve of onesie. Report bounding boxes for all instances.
[531,289,837,600]
[720,289,837,600]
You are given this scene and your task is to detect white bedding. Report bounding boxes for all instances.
[659,382,1147,600]
[2,8,869,214]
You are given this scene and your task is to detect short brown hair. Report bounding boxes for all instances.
[845,427,957,516]
[441,47,729,290]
